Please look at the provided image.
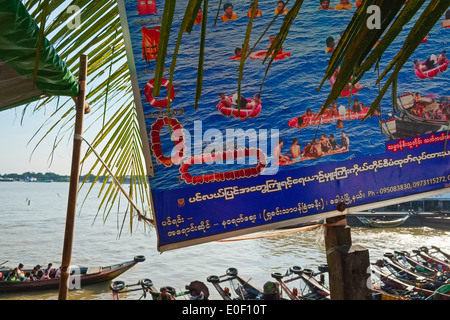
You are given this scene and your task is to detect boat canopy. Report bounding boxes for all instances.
[0,0,78,111]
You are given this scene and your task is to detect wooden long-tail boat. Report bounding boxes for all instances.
[0,255,145,293]
[357,215,410,228]
[206,267,264,300]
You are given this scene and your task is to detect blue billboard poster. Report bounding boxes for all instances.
[117,0,450,251]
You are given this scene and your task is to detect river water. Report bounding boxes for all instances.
[0,181,449,300]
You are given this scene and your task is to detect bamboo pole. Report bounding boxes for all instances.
[58,55,88,300]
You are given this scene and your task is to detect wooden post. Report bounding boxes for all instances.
[324,214,371,300]
[58,55,88,300]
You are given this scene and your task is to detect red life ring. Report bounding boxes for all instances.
[249,50,291,61]
[216,96,262,119]
[150,117,185,167]
[415,59,449,79]
[144,78,175,108]
[179,148,267,185]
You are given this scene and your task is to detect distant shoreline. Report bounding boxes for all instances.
[0,172,114,183]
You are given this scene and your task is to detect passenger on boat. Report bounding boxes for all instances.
[40,270,50,280]
[247,1,262,18]
[23,272,32,282]
[340,131,350,150]
[274,139,291,163]
[231,92,249,108]
[414,59,428,79]
[437,50,448,65]
[312,138,324,157]
[217,92,233,108]
[17,263,25,279]
[319,0,334,10]
[325,36,335,54]
[262,281,281,300]
[6,269,18,281]
[320,134,332,153]
[296,116,306,128]
[240,93,262,121]
[351,98,362,113]
[275,1,289,15]
[329,134,339,150]
[328,101,339,117]
[290,138,302,160]
[300,142,311,157]
[221,3,238,22]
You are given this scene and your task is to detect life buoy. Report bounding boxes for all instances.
[249,50,291,61]
[329,73,363,97]
[288,107,370,128]
[150,117,186,167]
[137,0,157,15]
[216,96,262,119]
[179,148,267,185]
[144,78,175,108]
[230,55,241,60]
[415,59,449,79]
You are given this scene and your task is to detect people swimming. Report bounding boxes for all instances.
[336,0,352,10]
[221,3,238,21]
[247,1,262,18]
[325,36,336,54]
[319,0,334,10]
[275,1,289,15]
[194,8,203,24]
[267,35,283,54]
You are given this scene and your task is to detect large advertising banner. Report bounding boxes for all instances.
[117,0,450,251]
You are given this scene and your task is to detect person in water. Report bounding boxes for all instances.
[275,1,289,15]
[247,1,262,18]
[336,0,352,10]
[319,0,334,9]
[351,97,362,113]
[221,3,238,21]
[325,36,335,54]
[194,8,203,24]
[336,119,344,129]
[234,47,243,59]
[240,93,262,121]
[267,35,283,54]
[274,139,291,163]
[290,138,302,160]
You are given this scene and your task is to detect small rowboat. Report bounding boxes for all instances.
[357,215,410,228]
[0,255,145,293]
